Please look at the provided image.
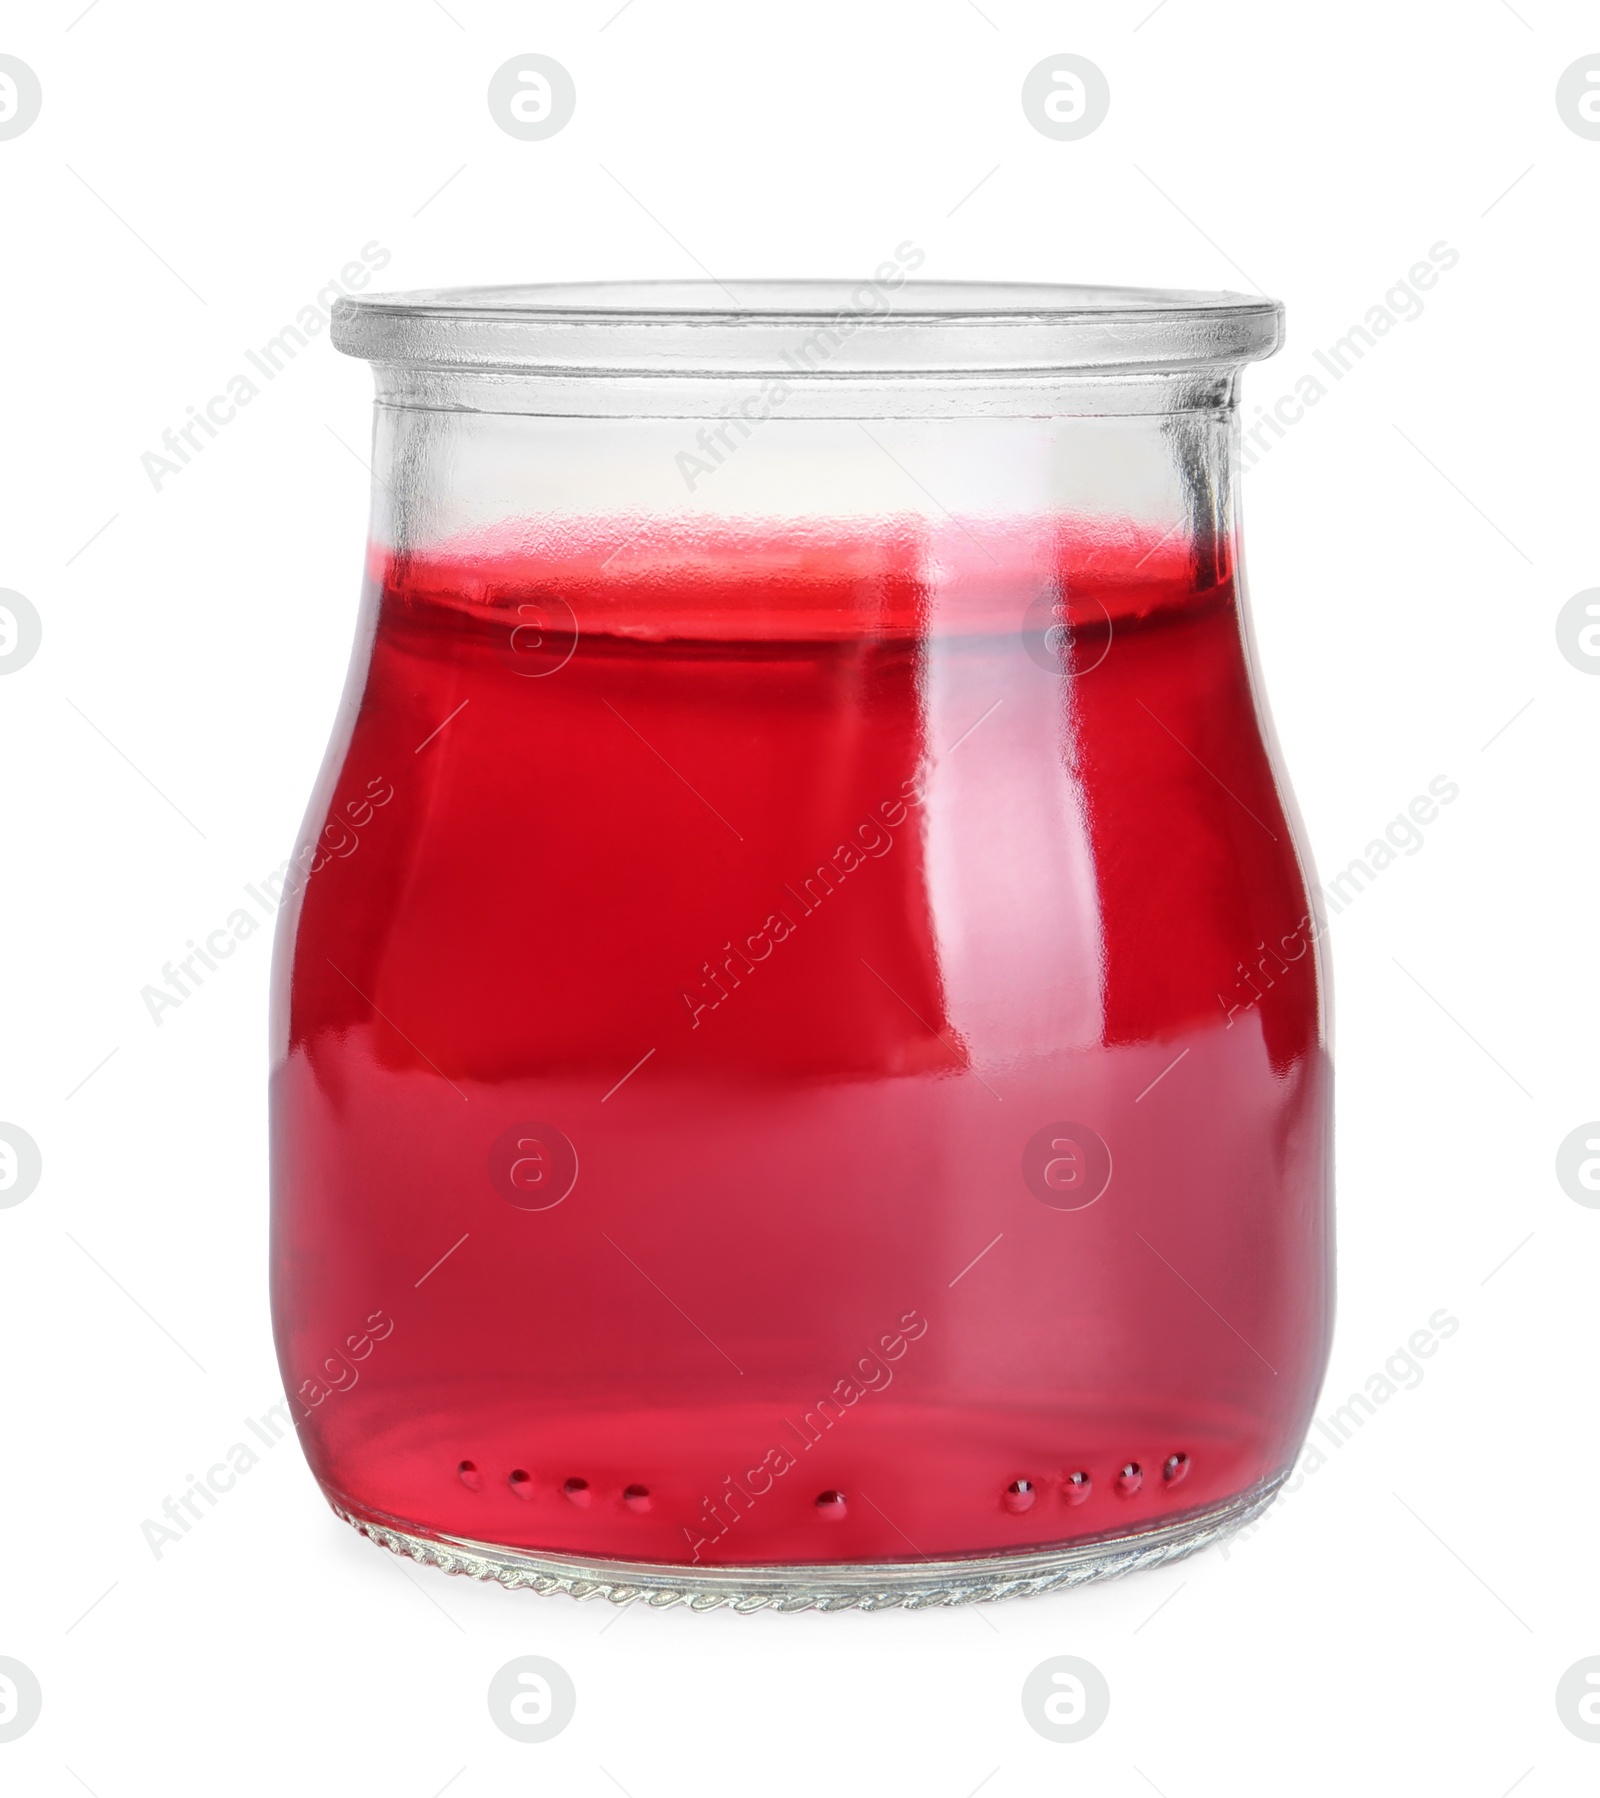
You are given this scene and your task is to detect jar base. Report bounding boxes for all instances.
[326,1470,1286,1612]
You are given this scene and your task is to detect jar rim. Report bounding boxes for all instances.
[332,279,1283,376]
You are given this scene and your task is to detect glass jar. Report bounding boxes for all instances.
[270,280,1332,1610]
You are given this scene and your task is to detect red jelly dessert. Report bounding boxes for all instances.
[270,514,1331,1574]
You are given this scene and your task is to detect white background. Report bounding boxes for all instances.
[1,2,1593,1792]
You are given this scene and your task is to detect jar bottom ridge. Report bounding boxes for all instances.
[324,1467,1290,1612]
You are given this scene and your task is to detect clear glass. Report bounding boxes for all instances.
[269,281,1331,1610]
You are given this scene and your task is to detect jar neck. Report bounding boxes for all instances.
[363,383,1240,589]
